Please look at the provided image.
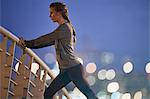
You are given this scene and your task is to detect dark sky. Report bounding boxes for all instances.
[1,0,149,73]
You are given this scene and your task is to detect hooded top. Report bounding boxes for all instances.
[24,22,81,69]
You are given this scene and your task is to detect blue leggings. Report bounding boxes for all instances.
[44,64,98,99]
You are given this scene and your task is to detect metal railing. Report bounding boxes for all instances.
[0,26,71,99]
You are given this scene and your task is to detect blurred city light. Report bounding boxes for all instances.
[123,62,133,73]
[72,87,87,99]
[134,91,142,99]
[98,94,110,99]
[31,62,39,74]
[77,57,84,65]
[107,82,119,93]
[51,61,60,76]
[98,69,116,80]
[86,62,97,73]
[86,75,96,86]
[96,90,107,98]
[145,62,150,73]
[121,93,131,99]
[46,74,51,80]
[98,69,107,80]
[100,52,114,65]
[111,92,121,99]
[15,62,20,71]
[62,95,67,99]
[44,53,56,64]
[40,70,44,80]
[106,69,116,80]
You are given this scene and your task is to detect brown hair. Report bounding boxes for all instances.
[50,2,76,43]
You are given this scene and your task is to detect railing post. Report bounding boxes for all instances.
[0,35,8,99]
[31,63,46,99]
[13,53,27,98]
[5,41,16,98]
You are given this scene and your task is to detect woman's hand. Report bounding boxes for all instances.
[18,37,26,49]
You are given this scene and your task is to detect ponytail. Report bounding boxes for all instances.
[62,14,76,43]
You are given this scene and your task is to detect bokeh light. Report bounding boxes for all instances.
[111,92,121,99]
[100,52,114,65]
[72,87,81,96]
[31,62,39,74]
[62,95,67,99]
[121,93,131,99]
[96,91,107,98]
[86,62,97,73]
[106,69,116,80]
[98,94,110,99]
[40,70,44,80]
[107,82,119,93]
[145,62,150,73]
[134,91,142,99]
[44,53,56,64]
[96,91,110,99]
[86,75,96,86]
[141,88,148,97]
[15,62,20,71]
[98,69,107,80]
[123,62,133,73]
[46,74,51,80]
[51,69,60,76]
[77,57,84,65]
[51,61,60,76]
[72,87,87,99]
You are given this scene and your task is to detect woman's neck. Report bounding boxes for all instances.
[57,18,67,25]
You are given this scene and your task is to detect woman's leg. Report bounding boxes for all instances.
[44,71,71,99]
[68,64,98,99]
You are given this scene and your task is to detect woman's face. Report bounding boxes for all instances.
[49,7,60,23]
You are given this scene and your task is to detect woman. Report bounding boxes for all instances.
[19,2,98,99]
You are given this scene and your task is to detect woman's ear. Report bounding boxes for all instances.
[57,11,62,17]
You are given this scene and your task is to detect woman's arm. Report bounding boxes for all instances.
[24,33,55,49]
[23,24,70,49]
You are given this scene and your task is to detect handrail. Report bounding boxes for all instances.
[0,26,71,99]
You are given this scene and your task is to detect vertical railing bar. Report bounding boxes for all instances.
[6,41,16,98]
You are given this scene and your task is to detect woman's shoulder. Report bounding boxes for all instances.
[61,22,71,27]
[60,22,73,32]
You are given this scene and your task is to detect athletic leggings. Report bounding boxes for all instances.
[44,64,98,99]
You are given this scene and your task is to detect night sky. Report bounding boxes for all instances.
[1,0,149,74]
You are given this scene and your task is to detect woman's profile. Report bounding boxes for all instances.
[19,2,98,99]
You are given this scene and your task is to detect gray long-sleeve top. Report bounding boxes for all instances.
[24,22,81,69]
